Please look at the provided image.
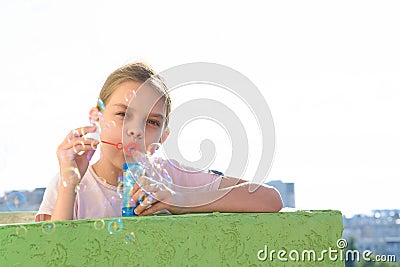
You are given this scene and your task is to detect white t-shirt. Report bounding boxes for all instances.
[36,159,223,220]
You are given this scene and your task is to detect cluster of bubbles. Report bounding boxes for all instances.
[16,226,28,238]
[93,218,135,243]
[93,219,105,230]
[63,97,120,166]
[132,143,172,183]
[16,218,136,245]
[94,91,134,138]
[16,219,136,245]
[48,91,169,242]
[41,221,56,234]
[107,218,123,234]
[124,232,136,243]
[59,167,82,192]
[119,142,174,217]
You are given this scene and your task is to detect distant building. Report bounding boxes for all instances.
[343,209,400,262]
[266,180,295,208]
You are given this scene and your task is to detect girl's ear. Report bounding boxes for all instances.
[159,128,170,143]
[89,107,100,122]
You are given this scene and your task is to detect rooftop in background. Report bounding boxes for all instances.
[0,188,44,212]
[267,180,295,208]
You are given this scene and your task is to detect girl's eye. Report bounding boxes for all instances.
[116,112,126,117]
[147,119,161,127]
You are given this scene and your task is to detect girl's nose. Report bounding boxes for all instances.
[127,124,144,140]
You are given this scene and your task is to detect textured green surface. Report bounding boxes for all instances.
[0,210,343,266]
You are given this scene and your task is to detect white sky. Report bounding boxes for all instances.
[0,0,399,217]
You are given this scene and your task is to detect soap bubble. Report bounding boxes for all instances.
[84,121,101,143]
[117,174,123,184]
[42,222,56,234]
[160,169,173,184]
[151,158,173,184]
[74,184,87,194]
[5,191,27,211]
[125,163,143,183]
[104,120,116,132]
[97,111,104,121]
[129,198,136,207]
[147,143,161,156]
[108,218,123,234]
[117,182,124,198]
[124,90,136,102]
[124,232,136,243]
[16,226,28,238]
[72,140,86,156]
[61,167,81,187]
[122,136,175,211]
[74,184,81,193]
[145,193,154,205]
[110,196,118,207]
[93,219,105,230]
[99,176,107,184]
[87,148,96,161]
[137,191,145,205]
[67,129,80,143]
[97,98,106,111]
[58,150,74,162]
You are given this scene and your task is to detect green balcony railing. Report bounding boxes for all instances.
[0,210,343,266]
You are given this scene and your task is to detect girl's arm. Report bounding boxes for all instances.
[50,126,99,221]
[183,181,283,213]
[51,184,77,220]
[134,177,283,216]
[35,174,62,222]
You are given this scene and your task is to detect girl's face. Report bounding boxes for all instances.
[95,80,169,168]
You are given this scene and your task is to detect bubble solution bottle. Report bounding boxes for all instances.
[121,143,173,217]
[122,162,144,217]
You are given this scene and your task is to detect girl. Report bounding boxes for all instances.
[35,62,282,221]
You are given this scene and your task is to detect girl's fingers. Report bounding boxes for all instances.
[67,126,97,142]
[71,139,99,153]
[140,183,160,193]
[131,188,147,204]
[60,136,99,151]
[128,175,175,216]
[72,143,98,155]
[136,176,158,188]
[134,192,158,215]
[62,129,98,150]
[74,126,98,136]
[137,202,165,216]
[129,183,141,199]
[130,180,160,203]
[58,141,99,162]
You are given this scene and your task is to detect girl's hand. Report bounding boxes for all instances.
[131,176,189,216]
[57,126,99,186]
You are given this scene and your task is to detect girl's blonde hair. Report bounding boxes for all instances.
[97,62,172,128]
